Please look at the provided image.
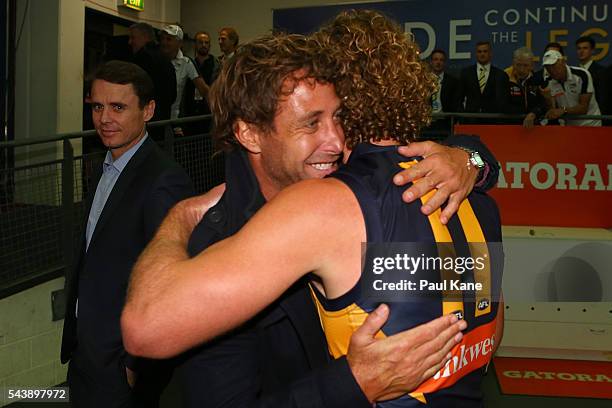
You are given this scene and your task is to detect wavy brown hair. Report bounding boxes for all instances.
[311,10,436,148]
[209,34,333,151]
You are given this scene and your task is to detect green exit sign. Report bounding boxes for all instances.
[120,0,144,11]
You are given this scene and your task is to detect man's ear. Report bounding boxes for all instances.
[234,120,262,154]
[143,99,155,122]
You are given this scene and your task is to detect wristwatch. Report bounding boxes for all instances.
[468,150,485,170]
[456,147,485,171]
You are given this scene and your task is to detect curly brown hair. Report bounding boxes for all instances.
[311,10,436,148]
[209,33,333,151]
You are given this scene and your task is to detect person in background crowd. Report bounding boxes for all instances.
[182,31,220,127]
[542,49,602,127]
[426,49,461,136]
[181,30,223,192]
[459,41,510,123]
[532,42,565,123]
[218,27,239,62]
[127,23,176,124]
[505,47,547,128]
[159,24,209,121]
[532,42,564,88]
[575,36,605,111]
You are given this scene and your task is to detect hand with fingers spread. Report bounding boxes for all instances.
[393,141,479,224]
[347,304,467,403]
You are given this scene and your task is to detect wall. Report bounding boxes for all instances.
[84,0,181,28]
[0,278,65,407]
[13,0,60,206]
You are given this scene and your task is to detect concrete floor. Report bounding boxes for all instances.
[7,361,612,407]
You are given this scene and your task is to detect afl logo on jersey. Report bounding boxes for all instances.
[477,299,490,310]
[453,310,464,320]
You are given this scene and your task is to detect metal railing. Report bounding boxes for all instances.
[427,112,612,138]
[0,115,222,298]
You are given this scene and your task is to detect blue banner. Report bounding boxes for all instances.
[273,0,611,70]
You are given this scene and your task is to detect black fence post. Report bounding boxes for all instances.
[164,124,175,156]
[62,139,74,275]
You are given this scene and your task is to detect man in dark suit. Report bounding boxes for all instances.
[459,41,510,123]
[61,61,193,408]
[425,49,461,136]
[576,36,605,112]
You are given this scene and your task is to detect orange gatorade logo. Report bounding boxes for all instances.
[409,320,497,402]
[494,357,612,399]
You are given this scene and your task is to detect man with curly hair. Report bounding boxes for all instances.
[123,11,502,407]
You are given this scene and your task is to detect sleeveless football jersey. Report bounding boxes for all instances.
[311,143,503,407]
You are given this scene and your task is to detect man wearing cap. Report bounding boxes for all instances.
[160,24,210,120]
[542,49,602,127]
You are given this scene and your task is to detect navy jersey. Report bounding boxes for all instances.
[311,143,503,407]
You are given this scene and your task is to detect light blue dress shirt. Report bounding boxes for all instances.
[85,134,148,250]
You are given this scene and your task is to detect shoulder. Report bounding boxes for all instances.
[139,140,190,181]
[569,66,589,77]
[461,65,475,75]
[570,66,591,83]
[590,62,604,73]
[492,65,509,79]
[272,178,353,213]
[444,72,459,84]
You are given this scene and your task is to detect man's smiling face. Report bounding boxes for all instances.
[254,76,345,193]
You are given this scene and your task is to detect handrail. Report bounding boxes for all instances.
[0,114,213,147]
[0,116,219,299]
[1,111,610,149]
[431,112,612,121]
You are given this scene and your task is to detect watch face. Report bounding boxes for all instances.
[471,152,486,168]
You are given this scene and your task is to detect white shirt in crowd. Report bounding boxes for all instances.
[170,50,201,119]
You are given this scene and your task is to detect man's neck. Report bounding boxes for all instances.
[110,130,146,161]
[196,54,210,64]
[248,153,279,201]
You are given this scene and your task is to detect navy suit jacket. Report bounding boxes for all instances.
[441,72,462,113]
[586,61,605,110]
[460,64,510,115]
[61,137,193,404]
